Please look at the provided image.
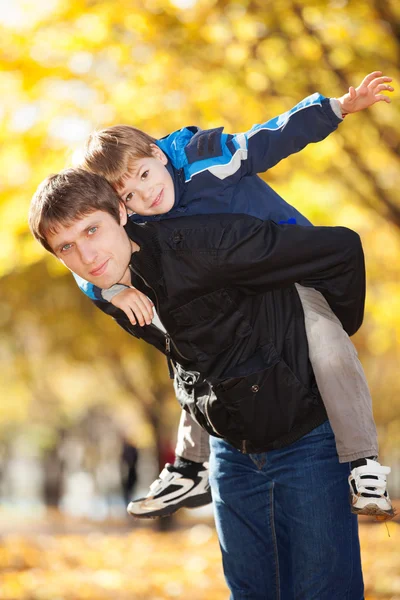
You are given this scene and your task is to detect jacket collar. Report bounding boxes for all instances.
[166,159,188,210]
[124,219,164,289]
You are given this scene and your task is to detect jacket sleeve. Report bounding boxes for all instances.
[72,272,106,302]
[233,94,342,176]
[216,216,365,336]
[92,298,169,355]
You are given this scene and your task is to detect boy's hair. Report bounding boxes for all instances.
[77,125,156,189]
[29,168,121,254]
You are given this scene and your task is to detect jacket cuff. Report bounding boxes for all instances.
[101,283,130,302]
[329,98,344,120]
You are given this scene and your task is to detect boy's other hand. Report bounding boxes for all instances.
[110,287,154,326]
[337,71,394,115]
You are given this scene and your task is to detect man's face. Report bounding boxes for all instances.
[118,145,175,216]
[47,203,134,288]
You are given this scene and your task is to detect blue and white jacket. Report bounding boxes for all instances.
[76,93,342,301]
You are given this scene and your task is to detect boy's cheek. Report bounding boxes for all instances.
[125,202,137,215]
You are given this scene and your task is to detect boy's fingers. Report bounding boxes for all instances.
[132,298,154,325]
[375,84,394,93]
[131,307,146,326]
[368,76,393,89]
[136,292,155,312]
[361,71,383,87]
[127,308,136,325]
[375,95,391,103]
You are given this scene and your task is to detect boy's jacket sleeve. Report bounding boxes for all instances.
[237,94,341,175]
[215,217,365,336]
[168,94,342,182]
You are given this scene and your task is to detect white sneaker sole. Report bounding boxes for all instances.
[127,489,212,519]
[351,500,396,521]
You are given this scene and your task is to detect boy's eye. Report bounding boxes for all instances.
[60,243,72,253]
[88,226,98,235]
[141,170,149,180]
[125,192,134,203]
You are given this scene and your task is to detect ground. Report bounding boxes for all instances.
[0,510,399,599]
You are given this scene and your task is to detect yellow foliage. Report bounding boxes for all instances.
[0,521,398,599]
[0,0,399,441]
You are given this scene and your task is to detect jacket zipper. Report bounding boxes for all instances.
[129,264,190,372]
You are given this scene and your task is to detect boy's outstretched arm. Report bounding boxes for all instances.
[227,93,343,176]
[224,72,392,176]
[72,272,154,326]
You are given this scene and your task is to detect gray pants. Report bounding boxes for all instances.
[174,285,378,464]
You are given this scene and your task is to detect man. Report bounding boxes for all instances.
[29,168,365,599]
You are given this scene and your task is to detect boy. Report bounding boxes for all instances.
[74,71,394,520]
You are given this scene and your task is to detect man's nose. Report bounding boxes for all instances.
[79,242,98,265]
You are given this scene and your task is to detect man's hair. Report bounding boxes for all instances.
[77,125,157,189]
[29,168,121,254]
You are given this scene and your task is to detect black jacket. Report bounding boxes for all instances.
[95,214,365,453]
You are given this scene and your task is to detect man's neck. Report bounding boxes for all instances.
[119,239,140,286]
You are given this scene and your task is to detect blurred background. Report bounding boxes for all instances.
[0,0,399,598]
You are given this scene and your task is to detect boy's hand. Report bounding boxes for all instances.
[337,71,394,116]
[110,287,154,326]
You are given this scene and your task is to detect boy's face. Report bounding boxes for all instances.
[46,202,135,289]
[118,145,175,216]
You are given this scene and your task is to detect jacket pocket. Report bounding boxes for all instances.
[213,344,319,448]
[170,289,253,362]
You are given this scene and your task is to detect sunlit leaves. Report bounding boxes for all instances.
[0,522,398,599]
[0,0,399,444]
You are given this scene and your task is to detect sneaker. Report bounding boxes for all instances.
[127,463,212,519]
[349,459,395,521]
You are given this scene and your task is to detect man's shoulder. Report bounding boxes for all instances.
[157,212,261,231]
[150,214,264,253]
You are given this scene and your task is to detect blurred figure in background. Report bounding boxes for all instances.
[120,438,138,506]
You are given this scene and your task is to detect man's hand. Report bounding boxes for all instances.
[110,287,154,326]
[337,71,394,116]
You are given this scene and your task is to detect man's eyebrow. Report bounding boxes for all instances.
[55,238,71,253]
[54,218,99,252]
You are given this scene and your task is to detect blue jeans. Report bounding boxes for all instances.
[209,421,364,600]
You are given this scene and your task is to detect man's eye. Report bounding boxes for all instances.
[141,170,149,180]
[88,226,98,235]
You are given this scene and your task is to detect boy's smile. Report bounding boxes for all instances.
[47,203,137,289]
[118,145,175,216]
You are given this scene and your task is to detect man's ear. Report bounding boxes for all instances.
[118,201,129,226]
[150,144,168,165]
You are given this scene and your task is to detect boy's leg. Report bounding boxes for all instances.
[209,422,364,600]
[295,284,393,519]
[174,410,210,463]
[295,283,378,462]
[127,411,211,519]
